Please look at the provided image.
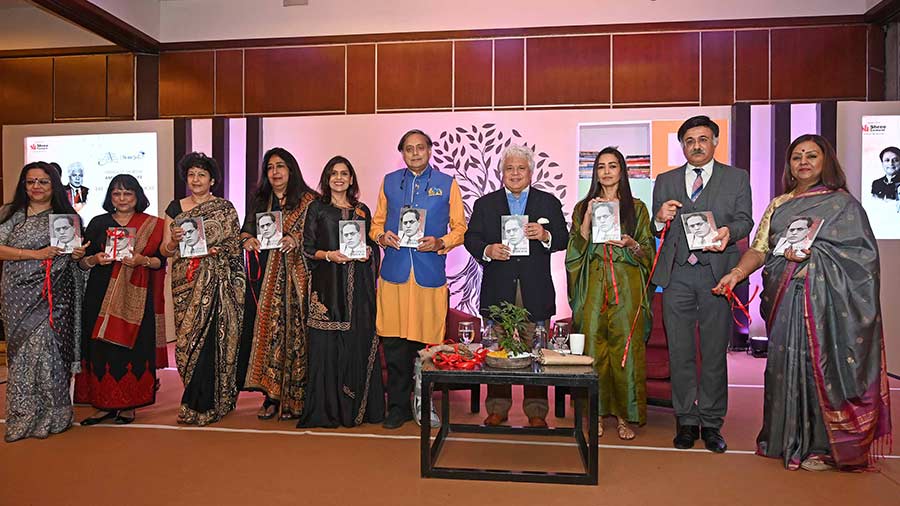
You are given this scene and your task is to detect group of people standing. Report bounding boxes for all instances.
[0,118,891,472]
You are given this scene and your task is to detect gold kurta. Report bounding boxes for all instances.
[369,179,466,344]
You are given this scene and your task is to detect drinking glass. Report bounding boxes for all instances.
[481,321,495,349]
[458,321,474,346]
[552,321,569,352]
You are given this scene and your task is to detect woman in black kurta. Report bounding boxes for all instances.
[74,175,166,425]
[299,156,384,428]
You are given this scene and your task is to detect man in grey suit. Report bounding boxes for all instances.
[651,116,753,453]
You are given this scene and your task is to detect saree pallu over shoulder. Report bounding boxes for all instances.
[762,188,891,470]
[171,198,246,425]
[243,192,316,417]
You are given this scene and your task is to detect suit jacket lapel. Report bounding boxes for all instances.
[522,186,536,220]
[695,160,723,207]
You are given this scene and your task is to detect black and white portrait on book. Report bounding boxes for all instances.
[398,206,425,248]
[256,211,283,250]
[681,211,720,250]
[501,214,529,256]
[590,201,621,243]
[104,227,136,261]
[339,220,366,259]
[178,217,208,258]
[48,213,81,253]
[773,216,823,257]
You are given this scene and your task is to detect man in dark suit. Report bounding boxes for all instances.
[871,146,900,200]
[65,162,88,212]
[651,116,753,453]
[464,144,568,428]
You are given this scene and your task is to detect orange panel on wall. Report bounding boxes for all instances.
[701,31,734,106]
[494,38,524,107]
[159,51,215,116]
[54,55,107,119]
[347,44,375,114]
[771,26,867,100]
[613,32,699,104]
[0,58,53,125]
[244,46,345,114]
[215,50,243,115]
[527,35,610,105]
[377,42,452,110]
[735,30,769,101]
[106,53,134,118]
[454,40,492,108]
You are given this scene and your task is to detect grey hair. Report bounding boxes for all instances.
[68,161,84,174]
[500,144,535,172]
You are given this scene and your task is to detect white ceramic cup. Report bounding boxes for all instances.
[569,333,586,355]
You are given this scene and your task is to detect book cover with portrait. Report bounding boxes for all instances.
[48,213,82,253]
[104,227,136,261]
[681,211,720,250]
[338,220,366,259]
[177,217,208,258]
[398,207,426,248]
[773,216,824,257]
[590,201,621,244]
[256,211,283,250]
[501,215,529,256]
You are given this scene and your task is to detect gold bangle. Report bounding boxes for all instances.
[731,266,746,278]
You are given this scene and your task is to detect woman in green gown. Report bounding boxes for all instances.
[566,147,655,440]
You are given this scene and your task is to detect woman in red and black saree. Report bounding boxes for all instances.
[715,135,892,471]
[236,147,317,421]
[75,175,167,425]
[161,153,246,426]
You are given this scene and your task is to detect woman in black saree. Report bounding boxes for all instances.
[161,152,246,426]
[715,135,891,471]
[298,156,384,427]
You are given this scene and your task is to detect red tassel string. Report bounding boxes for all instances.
[724,284,760,328]
[106,228,126,260]
[185,257,201,282]
[620,221,668,368]
[244,249,261,306]
[42,258,55,331]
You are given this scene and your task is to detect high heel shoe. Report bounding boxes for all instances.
[257,398,278,420]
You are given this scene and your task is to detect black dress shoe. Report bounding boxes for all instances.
[80,411,118,426]
[114,413,135,425]
[673,424,700,449]
[701,428,727,453]
[382,410,413,430]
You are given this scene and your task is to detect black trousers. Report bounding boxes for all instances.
[382,337,425,416]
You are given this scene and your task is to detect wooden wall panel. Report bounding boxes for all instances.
[868,25,886,100]
[106,53,134,118]
[54,55,107,119]
[527,36,610,105]
[244,46,345,114]
[771,26,867,100]
[494,38,524,107]
[613,32,699,104]
[701,31,734,105]
[159,51,215,116]
[0,58,54,124]
[377,42,452,110]
[136,54,159,120]
[454,40,493,107]
[215,50,243,115]
[347,44,375,114]
[735,30,769,101]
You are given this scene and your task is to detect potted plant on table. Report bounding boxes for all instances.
[484,302,533,368]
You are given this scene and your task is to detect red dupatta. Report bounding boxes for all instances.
[91,213,166,349]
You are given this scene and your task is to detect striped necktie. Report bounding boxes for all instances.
[690,168,704,201]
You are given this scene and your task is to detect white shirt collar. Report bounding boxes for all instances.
[688,159,715,178]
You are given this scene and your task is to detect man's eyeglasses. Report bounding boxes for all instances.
[25,178,51,187]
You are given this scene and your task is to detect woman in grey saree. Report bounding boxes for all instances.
[716,135,891,471]
[0,162,86,442]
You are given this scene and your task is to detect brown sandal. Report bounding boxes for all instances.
[616,419,635,440]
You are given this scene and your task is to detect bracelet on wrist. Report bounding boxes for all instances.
[731,266,746,278]
[324,251,332,262]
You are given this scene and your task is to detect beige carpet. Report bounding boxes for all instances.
[1,351,898,506]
